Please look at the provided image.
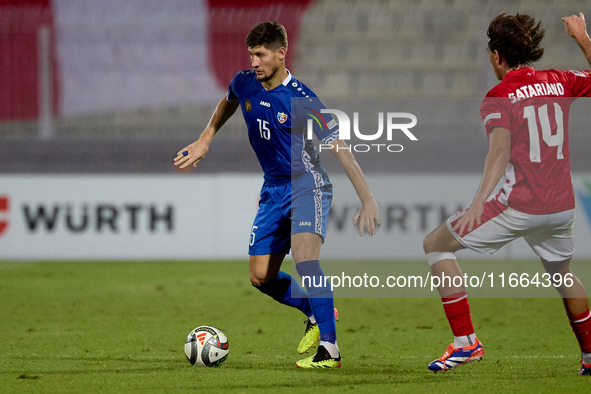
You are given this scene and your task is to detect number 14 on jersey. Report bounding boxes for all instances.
[523,103,564,162]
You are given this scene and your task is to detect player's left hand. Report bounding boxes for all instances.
[353,199,381,237]
[452,201,484,237]
[562,12,588,41]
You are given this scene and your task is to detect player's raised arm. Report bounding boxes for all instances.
[562,12,591,68]
[326,139,381,237]
[174,94,239,169]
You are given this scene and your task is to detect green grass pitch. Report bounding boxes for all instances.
[1,260,590,393]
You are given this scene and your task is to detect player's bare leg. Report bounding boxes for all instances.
[291,232,321,264]
[424,223,465,297]
[292,233,341,368]
[542,258,591,374]
[248,253,286,287]
[541,258,589,312]
[423,223,484,372]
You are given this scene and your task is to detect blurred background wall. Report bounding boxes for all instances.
[1,0,591,260]
[1,0,590,173]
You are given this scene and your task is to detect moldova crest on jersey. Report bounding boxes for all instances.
[245,99,252,112]
[277,112,288,124]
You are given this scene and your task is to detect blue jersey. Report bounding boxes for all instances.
[227,70,339,183]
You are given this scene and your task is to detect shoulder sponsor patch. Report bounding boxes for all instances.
[327,119,337,130]
[570,70,587,77]
[482,112,501,125]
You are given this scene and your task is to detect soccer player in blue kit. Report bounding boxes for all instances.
[174,21,380,368]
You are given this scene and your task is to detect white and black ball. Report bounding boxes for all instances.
[184,326,229,367]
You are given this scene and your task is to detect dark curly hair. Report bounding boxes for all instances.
[487,13,545,68]
[246,21,288,51]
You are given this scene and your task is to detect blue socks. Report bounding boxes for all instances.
[254,271,312,317]
[253,262,337,346]
[295,260,337,344]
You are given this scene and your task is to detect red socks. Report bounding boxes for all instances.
[441,297,591,354]
[442,292,475,337]
[569,309,591,353]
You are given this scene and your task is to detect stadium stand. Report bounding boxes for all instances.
[1,0,590,173]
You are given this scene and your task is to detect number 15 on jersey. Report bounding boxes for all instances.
[257,119,271,140]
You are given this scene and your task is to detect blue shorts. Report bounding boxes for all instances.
[248,174,333,256]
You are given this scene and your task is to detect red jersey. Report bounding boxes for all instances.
[480,67,591,214]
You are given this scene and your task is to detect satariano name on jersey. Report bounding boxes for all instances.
[508,82,565,103]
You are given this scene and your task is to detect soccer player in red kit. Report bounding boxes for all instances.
[423,13,591,375]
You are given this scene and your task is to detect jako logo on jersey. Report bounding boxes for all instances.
[0,195,9,238]
[245,99,252,112]
[578,181,591,229]
[277,112,288,123]
[299,221,311,226]
[259,100,271,107]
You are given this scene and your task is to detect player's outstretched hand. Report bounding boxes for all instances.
[562,12,588,41]
[174,139,209,169]
[452,201,484,238]
[353,199,381,237]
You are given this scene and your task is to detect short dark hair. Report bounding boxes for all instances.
[487,13,545,68]
[246,21,288,51]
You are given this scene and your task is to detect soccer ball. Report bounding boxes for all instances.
[184,326,229,367]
